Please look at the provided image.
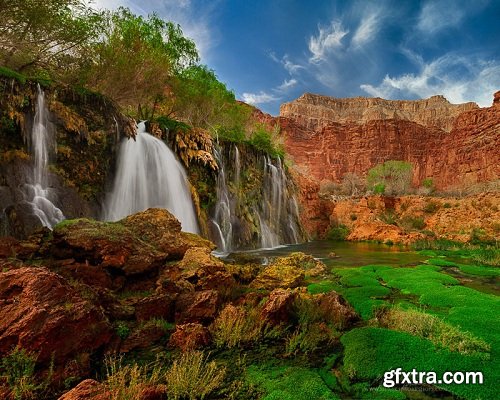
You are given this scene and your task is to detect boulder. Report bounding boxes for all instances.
[0,267,112,379]
[135,293,176,322]
[175,290,220,323]
[58,379,108,400]
[120,325,167,353]
[313,292,359,329]
[168,323,211,351]
[260,289,297,325]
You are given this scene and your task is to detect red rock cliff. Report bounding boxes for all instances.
[280,92,500,190]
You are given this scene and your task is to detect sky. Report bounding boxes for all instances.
[92,0,500,115]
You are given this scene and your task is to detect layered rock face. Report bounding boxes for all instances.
[280,93,478,132]
[280,92,500,190]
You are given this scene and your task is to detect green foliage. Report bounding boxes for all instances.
[422,177,434,190]
[326,224,350,241]
[247,123,284,159]
[399,215,426,231]
[85,8,198,117]
[0,66,27,83]
[156,116,191,133]
[246,364,340,400]
[378,212,397,225]
[341,327,497,400]
[0,347,38,400]
[367,161,413,195]
[115,321,131,340]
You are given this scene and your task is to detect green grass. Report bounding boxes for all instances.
[341,327,497,400]
[0,66,27,83]
[246,364,340,400]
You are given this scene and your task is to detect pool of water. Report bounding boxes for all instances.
[224,240,427,268]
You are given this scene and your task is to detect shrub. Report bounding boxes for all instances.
[104,355,163,400]
[165,351,225,399]
[367,161,413,195]
[326,224,350,241]
[247,123,284,159]
[423,200,440,214]
[378,212,397,225]
[115,321,131,340]
[0,347,39,400]
[399,215,426,231]
[210,304,264,348]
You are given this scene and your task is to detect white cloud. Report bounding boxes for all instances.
[417,0,490,35]
[308,20,349,63]
[241,91,280,106]
[360,54,500,107]
[352,11,381,47]
[277,78,297,91]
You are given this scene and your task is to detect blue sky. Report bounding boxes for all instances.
[93,0,500,115]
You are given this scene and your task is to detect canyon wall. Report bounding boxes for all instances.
[280,92,500,190]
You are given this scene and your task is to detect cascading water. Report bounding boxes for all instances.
[210,145,236,253]
[24,85,65,229]
[104,122,198,233]
[210,144,303,252]
[258,155,302,249]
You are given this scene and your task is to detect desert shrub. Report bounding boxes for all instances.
[326,224,350,241]
[423,200,440,214]
[367,161,413,195]
[319,180,340,196]
[350,213,357,221]
[210,304,265,348]
[0,347,39,400]
[165,351,225,400]
[399,215,426,231]
[104,355,163,400]
[378,212,397,225]
[285,323,337,355]
[115,321,131,340]
[341,173,365,196]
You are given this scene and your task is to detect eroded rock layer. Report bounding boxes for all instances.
[280,92,500,190]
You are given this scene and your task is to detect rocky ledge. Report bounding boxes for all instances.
[0,208,358,399]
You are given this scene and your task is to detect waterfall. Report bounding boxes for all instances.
[258,155,301,249]
[210,145,235,252]
[24,85,64,229]
[103,122,198,233]
[210,144,303,251]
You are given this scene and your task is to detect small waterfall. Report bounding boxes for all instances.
[258,155,301,249]
[24,85,64,229]
[210,144,303,251]
[104,122,198,233]
[210,145,235,252]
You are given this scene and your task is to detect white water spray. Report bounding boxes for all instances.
[25,85,64,228]
[104,122,198,233]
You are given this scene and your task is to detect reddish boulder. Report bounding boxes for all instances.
[168,323,211,351]
[313,291,359,329]
[0,267,112,378]
[135,293,176,322]
[260,289,297,325]
[175,290,220,323]
[120,325,167,353]
[58,379,108,400]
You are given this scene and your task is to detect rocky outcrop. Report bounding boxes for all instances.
[280,92,500,191]
[280,93,478,132]
[0,267,112,381]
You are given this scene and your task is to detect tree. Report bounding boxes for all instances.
[0,0,104,79]
[367,160,413,195]
[341,172,365,196]
[173,65,240,128]
[84,8,199,118]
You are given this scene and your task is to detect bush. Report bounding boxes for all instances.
[104,355,163,400]
[247,123,284,159]
[165,351,225,399]
[326,224,350,241]
[0,347,39,400]
[210,304,264,348]
[367,161,413,195]
[423,200,440,213]
[378,212,397,225]
[399,215,426,231]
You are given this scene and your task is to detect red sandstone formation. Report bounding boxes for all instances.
[280,92,500,190]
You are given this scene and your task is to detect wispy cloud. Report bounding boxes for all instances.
[308,20,349,63]
[277,78,298,91]
[352,11,382,47]
[360,54,500,107]
[417,0,490,35]
[241,91,279,106]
